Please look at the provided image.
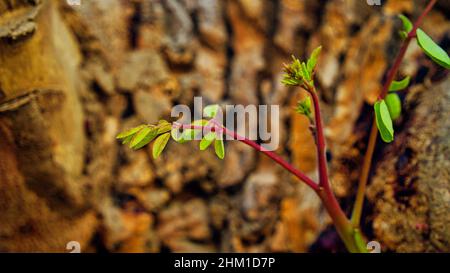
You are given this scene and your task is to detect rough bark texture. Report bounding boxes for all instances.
[0,0,448,252]
[367,79,450,252]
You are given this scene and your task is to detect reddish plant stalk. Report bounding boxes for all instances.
[310,89,329,187]
[351,0,438,226]
[174,115,365,252]
[173,122,318,191]
[309,88,364,252]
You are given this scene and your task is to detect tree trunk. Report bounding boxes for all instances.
[0,0,448,252]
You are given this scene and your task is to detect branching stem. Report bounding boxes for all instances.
[351,0,437,226]
[173,121,319,191]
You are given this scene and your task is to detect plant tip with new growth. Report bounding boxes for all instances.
[281,46,322,89]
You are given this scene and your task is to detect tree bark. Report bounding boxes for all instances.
[0,0,448,252]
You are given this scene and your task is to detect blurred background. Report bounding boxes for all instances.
[0,0,449,252]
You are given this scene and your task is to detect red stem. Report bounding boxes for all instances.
[174,104,362,251]
[309,89,362,252]
[352,0,437,226]
[310,89,329,187]
[379,0,436,100]
[173,122,319,191]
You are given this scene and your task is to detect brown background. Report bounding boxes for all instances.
[0,0,449,252]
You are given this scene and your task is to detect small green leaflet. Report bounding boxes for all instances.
[130,127,157,149]
[199,132,216,151]
[157,120,172,134]
[192,119,209,126]
[307,46,322,74]
[178,129,197,143]
[398,14,412,32]
[416,29,450,69]
[171,128,183,142]
[204,105,220,118]
[184,119,209,141]
[300,62,310,81]
[116,125,147,140]
[398,15,412,40]
[172,120,209,143]
[214,139,225,159]
[133,128,159,150]
[389,76,410,92]
[281,77,301,86]
[152,133,171,159]
[121,135,134,145]
[374,100,394,143]
[296,97,312,117]
[385,93,402,120]
[117,124,163,149]
[282,56,303,86]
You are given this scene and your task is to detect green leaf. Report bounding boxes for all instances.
[173,120,209,143]
[171,128,183,142]
[307,46,322,73]
[130,127,158,149]
[282,56,303,87]
[116,125,146,140]
[179,129,197,142]
[121,134,134,145]
[158,119,170,125]
[152,133,171,159]
[214,139,225,159]
[399,31,408,40]
[129,127,151,147]
[281,77,301,86]
[199,132,216,151]
[296,97,312,117]
[203,105,220,118]
[157,120,172,134]
[192,119,209,126]
[416,28,450,69]
[300,62,310,81]
[398,14,413,33]
[374,100,394,143]
[389,76,410,92]
[385,93,402,120]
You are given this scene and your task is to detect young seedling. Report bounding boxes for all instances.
[117,0,448,253]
